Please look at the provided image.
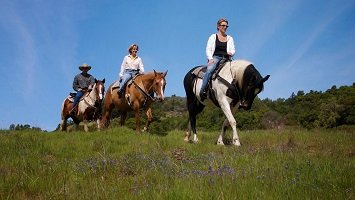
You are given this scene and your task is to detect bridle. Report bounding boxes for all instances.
[83,82,104,108]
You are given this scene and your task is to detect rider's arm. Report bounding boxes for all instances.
[119,56,128,79]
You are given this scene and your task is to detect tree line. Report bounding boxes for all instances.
[9,83,355,132]
[8,124,45,132]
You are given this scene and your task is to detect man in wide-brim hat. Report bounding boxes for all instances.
[71,63,96,115]
[79,63,92,71]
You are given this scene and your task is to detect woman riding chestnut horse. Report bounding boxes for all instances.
[100,70,167,132]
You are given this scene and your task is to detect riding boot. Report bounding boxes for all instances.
[118,90,123,98]
[70,107,77,115]
[200,90,207,101]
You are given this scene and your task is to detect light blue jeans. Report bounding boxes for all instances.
[200,56,223,94]
[119,69,139,93]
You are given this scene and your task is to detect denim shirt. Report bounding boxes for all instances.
[72,73,95,92]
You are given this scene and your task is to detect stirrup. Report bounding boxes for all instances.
[200,91,207,101]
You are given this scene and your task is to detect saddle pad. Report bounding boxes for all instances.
[112,80,120,89]
[66,96,74,103]
[191,66,206,79]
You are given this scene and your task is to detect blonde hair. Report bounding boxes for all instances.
[128,44,139,54]
[216,18,229,30]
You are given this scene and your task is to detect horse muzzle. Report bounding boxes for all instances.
[156,96,164,102]
[239,100,251,110]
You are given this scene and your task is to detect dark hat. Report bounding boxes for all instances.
[79,63,92,71]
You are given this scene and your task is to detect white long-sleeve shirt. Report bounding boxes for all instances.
[206,34,236,60]
[119,55,144,77]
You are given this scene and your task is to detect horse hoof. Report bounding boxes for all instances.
[184,137,190,142]
[233,140,241,146]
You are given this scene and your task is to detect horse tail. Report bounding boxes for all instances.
[183,67,205,114]
[100,84,115,128]
[61,97,69,120]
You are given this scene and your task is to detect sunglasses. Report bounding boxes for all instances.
[220,24,229,28]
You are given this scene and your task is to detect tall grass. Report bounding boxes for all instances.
[0,128,354,199]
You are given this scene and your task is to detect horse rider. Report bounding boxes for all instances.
[118,44,145,97]
[70,63,96,115]
[200,18,236,101]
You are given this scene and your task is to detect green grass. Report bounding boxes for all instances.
[0,128,354,199]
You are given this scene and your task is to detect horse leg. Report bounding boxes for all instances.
[143,107,153,132]
[186,98,204,143]
[61,117,67,131]
[83,120,89,132]
[120,112,127,126]
[190,114,199,143]
[220,103,240,146]
[134,109,141,133]
[100,89,115,129]
[96,118,101,131]
[217,119,230,145]
[184,120,191,141]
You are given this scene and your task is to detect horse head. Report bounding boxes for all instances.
[152,70,167,102]
[93,78,106,103]
[239,66,270,110]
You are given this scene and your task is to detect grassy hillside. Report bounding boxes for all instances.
[1,128,354,199]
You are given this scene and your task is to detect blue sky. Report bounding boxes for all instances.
[1,0,354,131]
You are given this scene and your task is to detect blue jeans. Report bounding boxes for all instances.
[119,69,139,93]
[200,56,223,94]
[73,91,84,108]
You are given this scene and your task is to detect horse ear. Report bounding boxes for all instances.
[163,70,168,77]
[102,78,105,83]
[263,75,270,82]
[153,70,157,76]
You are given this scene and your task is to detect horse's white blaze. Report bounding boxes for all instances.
[159,79,165,99]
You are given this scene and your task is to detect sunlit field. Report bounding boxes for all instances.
[0,128,354,199]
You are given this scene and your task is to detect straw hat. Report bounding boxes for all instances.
[79,63,92,71]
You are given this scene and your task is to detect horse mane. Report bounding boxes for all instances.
[236,60,264,91]
[229,60,264,91]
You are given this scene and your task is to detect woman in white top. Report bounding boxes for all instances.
[200,18,236,100]
[118,44,145,96]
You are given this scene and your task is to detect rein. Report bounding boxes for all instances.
[132,80,156,103]
[82,86,102,108]
[214,62,243,106]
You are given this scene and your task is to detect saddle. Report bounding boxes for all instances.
[111,74,141,93]
[66,92,88,103]
[191,58,240,107]
[191,58,229,79]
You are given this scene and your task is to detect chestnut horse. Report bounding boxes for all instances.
[61,79,105,132]
[100,70,167,132]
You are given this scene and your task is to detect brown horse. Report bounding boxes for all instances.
[61,79,105,132]
[100,70,167,132]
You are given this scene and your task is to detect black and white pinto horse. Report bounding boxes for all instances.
[183,60,270,146]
